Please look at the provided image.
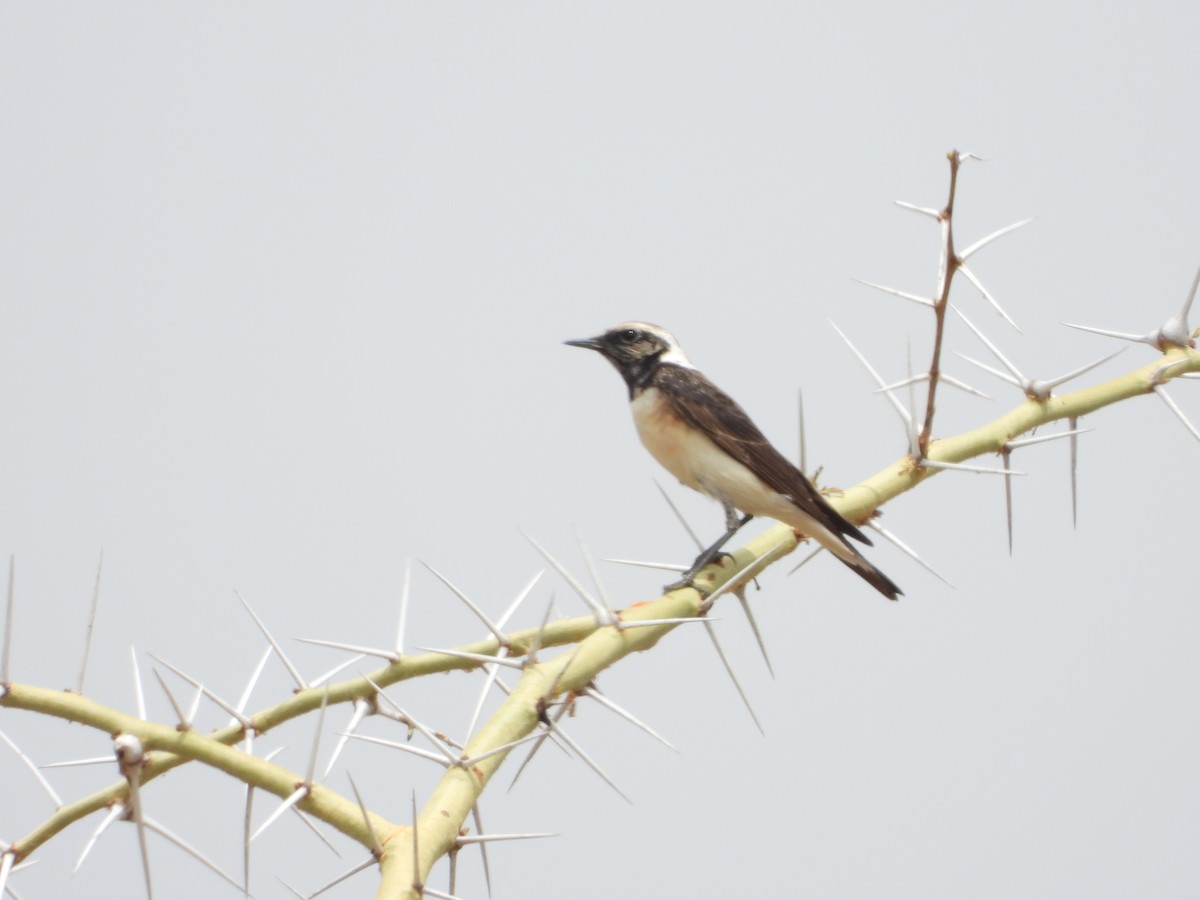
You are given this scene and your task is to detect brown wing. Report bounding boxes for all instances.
[653,364,871,545]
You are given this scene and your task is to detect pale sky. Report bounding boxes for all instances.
[2,4,1199,899]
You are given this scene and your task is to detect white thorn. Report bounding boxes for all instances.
[1154,385,1200,443]
[237,591,308,690]
[600,557,688,573]
[250,786,309,842]
[147,653,250,726]
[75,549,104,695]
[343,732,452,768]
[956,264,1021,332]
[151,667,190,728]
[702,618,764,735]
[0,728,63,807]
[309,652,368,688]
[828,320,914,431]
[864,520,954,587]
[324,697,372,780]
[521,531,611,625]
[235,646,273,717]
[305,687,330,785]
[130,646,147,721]
[852,277,935,307]
[139,815,245,893]
[1005,428,1091,449]
[1061,321,1156,346]
[74,803,125,873]
[295,637,398,662]
[396,558,412,656]
[894,199,942,219]
[653,481,705,553]
[958,216,1034,261]
[951,304,1025,380]
[421,561,510,646]
[920,458,1027,476]
[582,685,679,752]
[346,771,383,856]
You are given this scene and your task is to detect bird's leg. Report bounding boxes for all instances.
[664,506,754,592]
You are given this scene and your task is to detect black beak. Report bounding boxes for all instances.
[564,337,603,351]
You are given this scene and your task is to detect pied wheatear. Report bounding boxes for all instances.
[566,322,901,599]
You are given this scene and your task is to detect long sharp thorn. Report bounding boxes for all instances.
[416,646,524,670]
[147,653,250,725]
[359,675,460,765]
[894,199,941,218]
[410,791,420,892]
[797,387,808,474]
[1069,415,1080,528]
[277,878,307,899]
[186,683,205,727]
[1154,386,1200,443]
[956,265,1021,332]
[237,592,307,690]
[734,593,775,679]
[1061,321,1152,344]
[74,803,124,872]
[235,646,274,717]
[0,728,63,808]
[471,804,491,898]
[601,557,688,573]
[1179,262,1200,322]
[958,216,1034,261]
[575,531,616,622]
[457,832,558,845]
[40,754,115,768]
[305,687,330,785]
[0,852,13,898]
[864,520,953,586]
[496,571,542,632]
[396,558,412,656]
[128,767,153,899]
[310,652,367,688]
[300,858,378,898]
[1002,447,1014,555]
[151,668,189,728]
[464,731,558,767]
[852,277,935,307]
[951,304,1024,380]
[249,786,308,842]
[324,697,371,779]
[343,732,451,767]
[952,351,1023,388]
[2,556,13,684]
[464,648,511,742]
[1006,429,1091,449]
[139,815,244,893]
[921,459,1026,475]
[1042,347,1127,390]
[786,546,823,576]
[583,685,679,752]
[75,549,104,695]
[421,561,509,646]
[291,807,341,857]
[242,735,254,894]
[542,713,632,803]
[828,320,913,430]
[526,595,556,667]
[702,619,764,735]
[521,531,609,622]
[295,637,396,661]
[906,338,919,453]
[346,772,383,855]
[653,481,704,551]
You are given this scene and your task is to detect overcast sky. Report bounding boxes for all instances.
[2,4,1199,899]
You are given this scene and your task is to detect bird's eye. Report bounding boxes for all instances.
[619,329,638,343]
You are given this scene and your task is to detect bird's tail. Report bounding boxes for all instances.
[834,548,903,600]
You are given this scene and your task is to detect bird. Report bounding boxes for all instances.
[565,322,901,600]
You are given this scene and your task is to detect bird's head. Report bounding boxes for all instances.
[565,322,694,391]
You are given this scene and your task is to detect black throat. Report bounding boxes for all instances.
[616,353,664,399]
